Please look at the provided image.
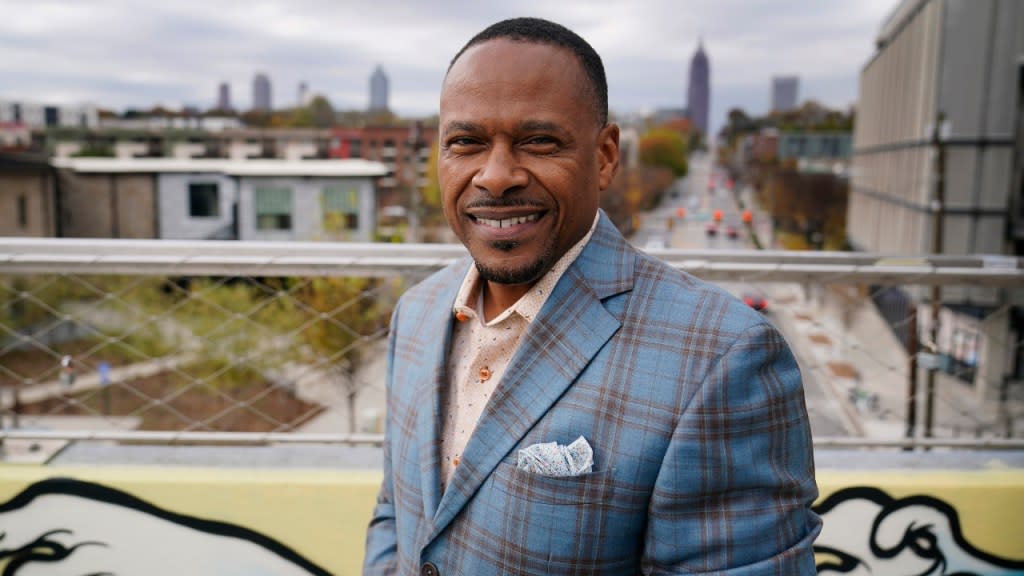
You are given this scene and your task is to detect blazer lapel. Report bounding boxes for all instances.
[429,214,635,538]
[412,263,467,524]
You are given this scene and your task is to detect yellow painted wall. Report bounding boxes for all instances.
[0,465,380,575]
[0,465,1021,574]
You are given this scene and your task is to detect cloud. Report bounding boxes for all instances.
[0,0,896,130]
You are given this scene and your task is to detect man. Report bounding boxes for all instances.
[365,17,820,575]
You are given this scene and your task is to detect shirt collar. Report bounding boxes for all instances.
[452,211,601,326]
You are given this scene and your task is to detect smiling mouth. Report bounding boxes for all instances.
[474,213,541,228]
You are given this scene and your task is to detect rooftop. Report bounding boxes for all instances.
[51,157,390,177]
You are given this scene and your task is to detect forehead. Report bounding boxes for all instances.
[440,39,593,125]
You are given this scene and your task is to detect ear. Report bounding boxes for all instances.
[596,123,620,190]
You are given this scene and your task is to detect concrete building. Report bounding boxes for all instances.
[847,0,1024,399]
[777,132,853,166]
[0,152,57,237]
[253,73,272,112]
[217,82,232,111]
[369,65,389,112]
[772,76,799,112]
[0,100,98,129]
[51,157,387,242]
[686,40,710,137]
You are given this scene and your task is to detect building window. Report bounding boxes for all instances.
[255,186,292,230]
[188,182,220,217]
[17,195,27,228]
[322,187,359,232]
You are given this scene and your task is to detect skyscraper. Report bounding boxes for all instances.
[771,76,799,111]
[253,73,272,112]
[217,82,232,111]
[686,40,710,137]
[369,65,389,112]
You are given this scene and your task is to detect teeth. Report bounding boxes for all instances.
[477,214,540,228]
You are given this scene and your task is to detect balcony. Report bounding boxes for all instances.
[1,239,1022,573]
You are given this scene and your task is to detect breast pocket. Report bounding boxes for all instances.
[491,460,615,505]
[475,461,641,573]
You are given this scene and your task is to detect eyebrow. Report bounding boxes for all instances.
[442,121,481,138]
[441,120,571,138]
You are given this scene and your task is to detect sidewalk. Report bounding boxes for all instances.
[1,354,193,410]
[778,283,1024,439]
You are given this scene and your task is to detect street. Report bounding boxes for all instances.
[632,154,856,437]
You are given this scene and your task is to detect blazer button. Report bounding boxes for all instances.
[421,562,439,576]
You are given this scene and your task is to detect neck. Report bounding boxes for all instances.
[482,280,532,322]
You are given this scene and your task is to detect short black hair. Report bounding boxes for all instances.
[447,17,609,126]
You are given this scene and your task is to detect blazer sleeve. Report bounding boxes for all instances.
[363,304,401,575]
[641,321,822,575]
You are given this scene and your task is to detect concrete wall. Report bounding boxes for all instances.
[0,462,1021,574]
[57,171,157,238]
[157,173,238,240]
[237,176,376,242]
[849,0,1023,258]
[0,170,55,237]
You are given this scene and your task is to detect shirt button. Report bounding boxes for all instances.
[479,366,492,381]
[421,562,439,576]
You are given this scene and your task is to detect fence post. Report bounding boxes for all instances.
[924,111,947,440]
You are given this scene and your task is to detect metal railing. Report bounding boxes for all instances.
[2,238,1022,450]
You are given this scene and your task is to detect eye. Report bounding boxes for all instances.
[444,137,482,153]
[521,135,559,152]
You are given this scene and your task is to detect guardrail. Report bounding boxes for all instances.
[2,238,1022,447]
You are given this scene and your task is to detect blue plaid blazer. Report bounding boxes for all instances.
[364,213,821,575]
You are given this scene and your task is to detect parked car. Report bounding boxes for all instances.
[725,225,739,239]
[743,292,768,312]
[705,223,718,236]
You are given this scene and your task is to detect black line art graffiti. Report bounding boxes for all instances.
[814,486,1024,575]
[0,477,331,575]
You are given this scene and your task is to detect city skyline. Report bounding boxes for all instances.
[0,0,896,135]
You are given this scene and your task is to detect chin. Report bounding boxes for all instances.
[475,256,548,286]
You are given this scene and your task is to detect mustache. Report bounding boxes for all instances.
[464,198,545,210]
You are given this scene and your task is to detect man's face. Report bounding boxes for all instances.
[439,39,619,286]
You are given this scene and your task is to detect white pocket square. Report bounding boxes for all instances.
[516,435,593,477]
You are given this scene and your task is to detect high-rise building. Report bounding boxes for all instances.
[369,65,389,112]
[252,73,272,112]
[771,76,799,111]
[686,40,710,136]
[847,0,1024,398]
[217,82,232,111]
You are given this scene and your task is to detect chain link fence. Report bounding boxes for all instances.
[2,239,1022,450]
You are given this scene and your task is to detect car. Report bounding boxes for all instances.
[725,225,739,239]
[743,293,768,312]
[705,223,718,236]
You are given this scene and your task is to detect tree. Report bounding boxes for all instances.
[309,95,335,128]
[639,128,689,178]
[294,277,393,432]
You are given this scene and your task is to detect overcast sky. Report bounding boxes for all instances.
[1,0,898,134]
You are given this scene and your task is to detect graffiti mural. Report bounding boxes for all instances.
[814,486,1024,575]
[0,477,330,575]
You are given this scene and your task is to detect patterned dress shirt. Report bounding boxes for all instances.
[440,213,600,487]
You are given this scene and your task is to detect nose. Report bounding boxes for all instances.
[472,142,528,196]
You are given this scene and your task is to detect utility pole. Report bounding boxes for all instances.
[924,111,947,439]
[905,309,919,444]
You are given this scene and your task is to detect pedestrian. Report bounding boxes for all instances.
[364,17,820,575]
[59,355,75,388]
